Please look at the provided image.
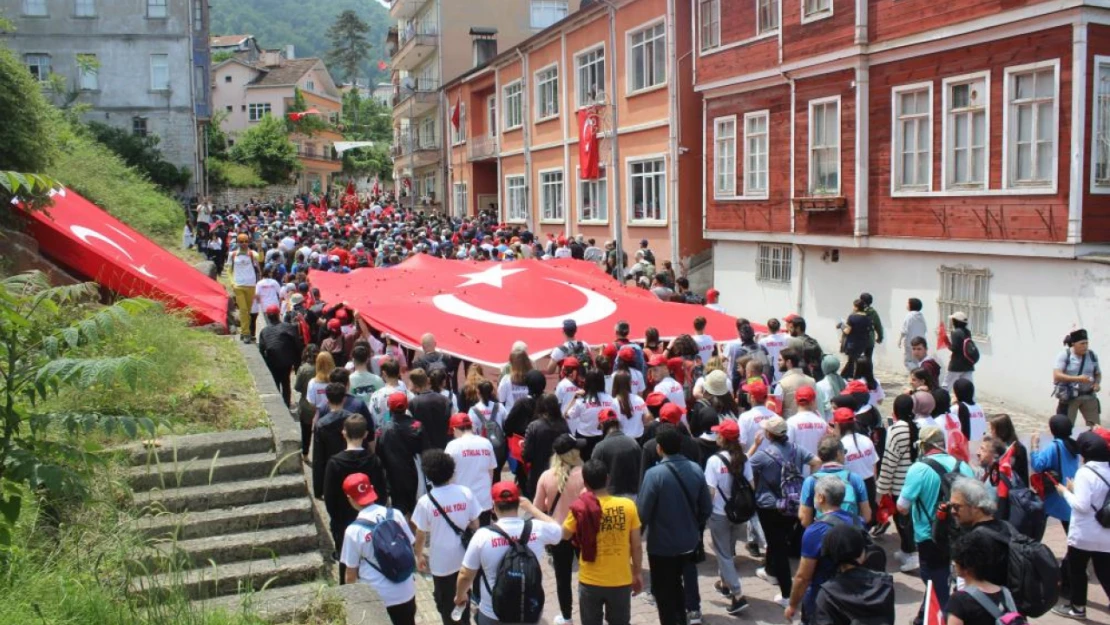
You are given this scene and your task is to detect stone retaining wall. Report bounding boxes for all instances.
[211,184,298,208]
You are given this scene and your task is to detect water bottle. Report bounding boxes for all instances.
[450,604,465,622]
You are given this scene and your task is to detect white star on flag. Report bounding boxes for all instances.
[457,264,526,289]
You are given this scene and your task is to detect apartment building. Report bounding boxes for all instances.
[3,0,211,193]
[696,0,1110,412]
[441,0,708,272]
[210,47,344,194]
[386,0,581,211]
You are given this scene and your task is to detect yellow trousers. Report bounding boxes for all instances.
[233,285,255,338]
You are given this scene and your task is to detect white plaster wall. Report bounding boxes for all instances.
[713,241,1110,417]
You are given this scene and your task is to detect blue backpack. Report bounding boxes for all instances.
[824,469,859,517]
[352,508,416,583]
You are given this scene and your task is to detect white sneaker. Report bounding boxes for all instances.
[755,567,773,583]
[554,617,573,625]
[893,550,909,563]
[899,553,920,573]
[773,594,790,608]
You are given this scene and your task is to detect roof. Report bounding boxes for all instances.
[248,58,321,87]
[210,34,252,47]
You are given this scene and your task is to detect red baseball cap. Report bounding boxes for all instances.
[327,318,341,331]
[342,473,378,507]
[660,403,685,424]
[618,347,636,364]
[742,379,768,399]
[648,354,668,367]
[783,313,800,322]
[602,343,619,361]
[645,392,667,408]
[843,380,870,395]
[795,386,817,403]
[833,407,857,425]
[491,481,520,504]
[336,308,349,320]
[387,392,408,412]
[706,288,720,302]
[561,357,580,370]
[264,304,281,316]
[711,419,740,441]
[449,413,472,430]
[597,407,620,425]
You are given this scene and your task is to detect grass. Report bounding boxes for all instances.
[208,159,266,189]
[39,307,267,440]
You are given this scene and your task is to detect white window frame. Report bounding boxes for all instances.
[713,116,737,198]
[756,244,792,284]
[577,166,608,224]
[757,0,780,35]
[453,181,468,217]
[487,94,497,138]
[807,96,841,196]
[801,0,833,24]
[539,168,565,223]
[535,64,559,121]
[77,53,98,91]
[74,0,96,17]
[149,54,170,91]
[503,80,523,131]
[22,0,47,16]
[1001,59,1060,191]
[938,265,992,341]
[24,53,51,82]
[699,0,720,52]
[531,0,568,29]
[627,19,667,95]
[891,82,933,195]
[420,116,436,148]
[744,110,770,197]
[941,70,990,191]
[1093,56,1110,194]
[505,174,528,223]
[627,155,667,224]
[575,44,606,108]
[147,0,167,19]
[247,102,272,122]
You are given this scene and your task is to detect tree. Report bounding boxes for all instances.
[326,10,371,85]
[0,44,58,174]
[85,122,191,191]
[0,272,157,549]
[228,115,301,184]
[338,89,392,180]
[285,87,330,137]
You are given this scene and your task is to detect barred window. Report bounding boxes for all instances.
[757,244,792,283]
[938,265,991,339]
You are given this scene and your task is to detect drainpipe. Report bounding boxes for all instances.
[854,60,870,237]
[784,70,796,233]
[561,30,571,238]
[607,2,623,263]
[1068,21,1088,244]
[667,0,681,269]
[517,48,533,231]
[701,98,707,236]
[495,65,503,222]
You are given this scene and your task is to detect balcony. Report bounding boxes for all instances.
[390,0,428,20]
[467,135,498,162]
[393,77,439,118]
[392,24,438,72]
[391,134,441,170]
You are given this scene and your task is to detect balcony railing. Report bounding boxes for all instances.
[296,148,339,162]
[467,135,498,161]
[393,78,439,108]
[391,136,441,157]
[395,24,438,54]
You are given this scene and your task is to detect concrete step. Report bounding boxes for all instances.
[130,551,325,601]
[193,581,337,623]
[134,524,320,575]
[133,474,306,515]
[127,452,297,491]
[136,498,313,541]
[123,428,273,466]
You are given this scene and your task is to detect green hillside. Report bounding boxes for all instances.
[209,0,392,85]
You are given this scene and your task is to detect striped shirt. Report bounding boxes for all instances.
[877,420,912,497]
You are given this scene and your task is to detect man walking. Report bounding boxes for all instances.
[258,304,303,407]
[638,425,712,625]
[944,311,976,389]
[775,348,816,418]
[409,369,452,450]
[592,408,643,497]
[229,233,261,342]
[1053,328,1101,426]
[445,414,497,525]
[860,292,884,362]
[562,459,643,625]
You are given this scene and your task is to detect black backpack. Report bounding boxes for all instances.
[420,352,448,376]
[918,457,966,557]
[820,514,887,573]
[962,336,981,365]
[713,452,755,524]
[979,523,1059,618]
[482,521,544,623]
[1000,473,1047,541]
[1084,466,1110,528]
[562,340,593,366]
[475,403,507,466]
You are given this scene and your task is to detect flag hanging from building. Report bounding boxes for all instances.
[451,96,461,131]
[577,107,600,180]
[378,60,388,71]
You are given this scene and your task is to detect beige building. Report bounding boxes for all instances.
[386,0,581,210]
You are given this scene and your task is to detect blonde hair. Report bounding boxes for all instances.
[462,363,486,406]
[550,449,581,494]
[314,351,336,382]
[509,348,533,386]
[705,355,724,374]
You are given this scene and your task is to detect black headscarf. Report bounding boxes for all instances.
[1078,431,1110,462]
[822,523,866,566]
[1048,414,1079,456]
[524,369,547,397]
[931,388,952,418]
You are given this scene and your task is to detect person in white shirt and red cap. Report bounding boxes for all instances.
[704,288,725,314]
[787,386,829,462]
[444,413,497,526]
[650,354,685,409]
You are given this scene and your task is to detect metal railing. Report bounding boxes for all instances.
[467,135,498,161]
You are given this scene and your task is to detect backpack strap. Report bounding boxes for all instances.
[663,461,700,527]
[427,490,466,538]
[352,512,388,576]
[1084,466,1110,514]
[963,586,1008,621]
[478,521,530,594]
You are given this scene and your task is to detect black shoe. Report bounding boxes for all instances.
[727,596,749,615]
[714,581,730,597]
[746,541,763,558]
[1052,604,1087,620]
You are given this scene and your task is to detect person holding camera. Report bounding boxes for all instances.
[1053,329,1101,427]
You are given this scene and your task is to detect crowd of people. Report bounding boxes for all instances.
[216,193,1109,625]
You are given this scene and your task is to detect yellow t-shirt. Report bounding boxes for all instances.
[562,494,641,587]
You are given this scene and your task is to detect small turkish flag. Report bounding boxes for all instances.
[288,112,304,122]
[578,107,600,180]
[924,581,944,625]
[936,322,950,351]
[451,96,461,131]
[378,60,388,71]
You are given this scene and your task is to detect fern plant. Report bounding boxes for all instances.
[0,271,158,551]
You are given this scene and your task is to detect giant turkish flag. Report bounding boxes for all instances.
[310,256,744,366]
[23,188,229,328]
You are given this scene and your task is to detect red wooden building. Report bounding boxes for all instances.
[695,0,1110,412]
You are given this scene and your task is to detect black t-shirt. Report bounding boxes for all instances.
[947,587,1008,625]
[844,313,873,352]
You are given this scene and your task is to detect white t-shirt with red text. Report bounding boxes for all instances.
[445,433,497,511]
[462,517,563,620]
[412,484,480,576]
[841,432,879,481]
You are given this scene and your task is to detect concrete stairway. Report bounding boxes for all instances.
[126,427,331,612]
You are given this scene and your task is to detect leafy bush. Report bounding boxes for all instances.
[0,45,57,173]
[208,158,266,189]
[228,115,300,184]
[86,121,192,191]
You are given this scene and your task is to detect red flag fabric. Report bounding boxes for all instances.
[924,581,944,625]
[309,256,754,366]
[577,108,600,180]
[450,96,461,131]
[287,112,304,122]
[24,188,228,328]
[997,442,1017,498]
[345,181,356,196]
[937,322,950,351]
[378,60,388,71]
